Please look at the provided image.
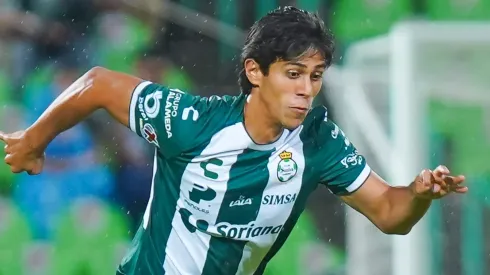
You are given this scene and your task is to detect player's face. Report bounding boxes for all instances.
[261,52,326,129]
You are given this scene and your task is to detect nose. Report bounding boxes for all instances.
[295,77,313,98]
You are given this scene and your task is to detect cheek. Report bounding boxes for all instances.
[313,81,323,95]
[269,75,295,95]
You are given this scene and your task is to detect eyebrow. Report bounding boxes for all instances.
[285,61,327,69]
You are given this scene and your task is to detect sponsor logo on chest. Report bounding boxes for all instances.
[229,196,253,207]
[262,193,297,205]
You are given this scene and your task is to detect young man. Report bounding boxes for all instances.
[0,6,467,275]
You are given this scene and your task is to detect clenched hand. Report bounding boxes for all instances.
[0,130,45,175]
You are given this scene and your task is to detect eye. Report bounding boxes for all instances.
[311,72,324,81]
[287,70,301,79]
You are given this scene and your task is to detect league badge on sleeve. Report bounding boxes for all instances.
[142,123,160,147]
[277,151,298,182]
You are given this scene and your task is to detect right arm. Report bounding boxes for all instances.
[25,67,142,151]
[1,66,207,174]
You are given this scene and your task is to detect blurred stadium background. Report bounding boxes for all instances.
[0,0,489,274]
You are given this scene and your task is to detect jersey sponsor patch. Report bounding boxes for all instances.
[340,150,363,169]
[180,210,284,240]
[262,193,297,205]
[144,90,163,119]
[216,221,283,239]
[163,90,183,138]
[229,196,253,207]
[181,183,217,215]
[141,123,159,147]
[188,183,216,204]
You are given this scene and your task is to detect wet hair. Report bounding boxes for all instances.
[238,6,335,94]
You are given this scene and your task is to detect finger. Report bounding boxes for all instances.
[431,172,448,190]
[453,186,468,193]
[434,165,449,175]
[429,168,448,193]
[4,154,12,165]
[422,169,432,183]
[421,169,434,191]
[446,175,466,186]
[452,175,466,184]
[432,183,441,193]
[449,181,467,193]
[26,162,43,175]
[27,169,38,175]
[10,166,22,173]
[0,131,6,143]
[433,165,450,177]
[3,144,10,154]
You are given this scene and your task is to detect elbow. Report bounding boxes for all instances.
[81,66,108,90]
[68,66,112,109]
[86,66,110,81]
[374,212,412,235]
[84,66,112,98]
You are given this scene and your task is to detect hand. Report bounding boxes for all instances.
[411,165,467,200]
[0,130,45,175]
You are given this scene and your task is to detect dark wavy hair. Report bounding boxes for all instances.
[238,6,335,94]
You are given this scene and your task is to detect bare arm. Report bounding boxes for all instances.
[341,171,430,235]
[316,118,467,235]
[25,67,142,151]
[0,66,201,174]
[341,167,466,235]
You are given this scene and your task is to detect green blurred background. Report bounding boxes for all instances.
[0,0,489,274]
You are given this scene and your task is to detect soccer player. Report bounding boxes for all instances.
[0,6,467,275]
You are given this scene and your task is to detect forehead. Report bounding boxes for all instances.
[275,52,326,68]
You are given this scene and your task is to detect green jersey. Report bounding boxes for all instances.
[117,81,370,275]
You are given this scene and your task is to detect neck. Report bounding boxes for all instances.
[243,93,284,145]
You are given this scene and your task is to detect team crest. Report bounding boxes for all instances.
[277,151,298,182]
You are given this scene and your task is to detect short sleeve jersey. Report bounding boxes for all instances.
[118,81,371,275]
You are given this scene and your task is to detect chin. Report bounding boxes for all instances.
[282,119,304,130]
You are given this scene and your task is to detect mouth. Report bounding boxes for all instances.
[289,106,309,114]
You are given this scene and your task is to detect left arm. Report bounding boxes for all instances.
[341,171,430,235]
[341,167,466,235]
[316,113,467,235]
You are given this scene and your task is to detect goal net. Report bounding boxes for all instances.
[323,21,490,275]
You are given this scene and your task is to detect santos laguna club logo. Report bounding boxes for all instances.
[277,151,298,182]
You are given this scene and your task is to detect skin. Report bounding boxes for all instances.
[243,51,326,144]
[0,51,468,235]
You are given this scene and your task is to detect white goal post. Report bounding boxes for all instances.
[323,21,490,275]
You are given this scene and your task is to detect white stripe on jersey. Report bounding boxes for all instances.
[163,123,251,274]
[143,149,158,229]
[235,126,305,275]
[346,165,371,193]
[129,81,152,133]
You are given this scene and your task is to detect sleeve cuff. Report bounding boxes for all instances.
[345,165,371,193]
[129,81,152,133]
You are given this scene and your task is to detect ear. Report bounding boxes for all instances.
[244,59,262,88]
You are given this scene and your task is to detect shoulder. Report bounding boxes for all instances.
[177,93,247,155]
[138,81,245,125]
[300,105,352,158]
[181,93,245,131]
[193,94,246,120]
[132,81,246,156]
[163,85,246,150]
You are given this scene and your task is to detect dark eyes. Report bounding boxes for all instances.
[287,70,323,81]
[311,73,323,81]
[287,71,301,78]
